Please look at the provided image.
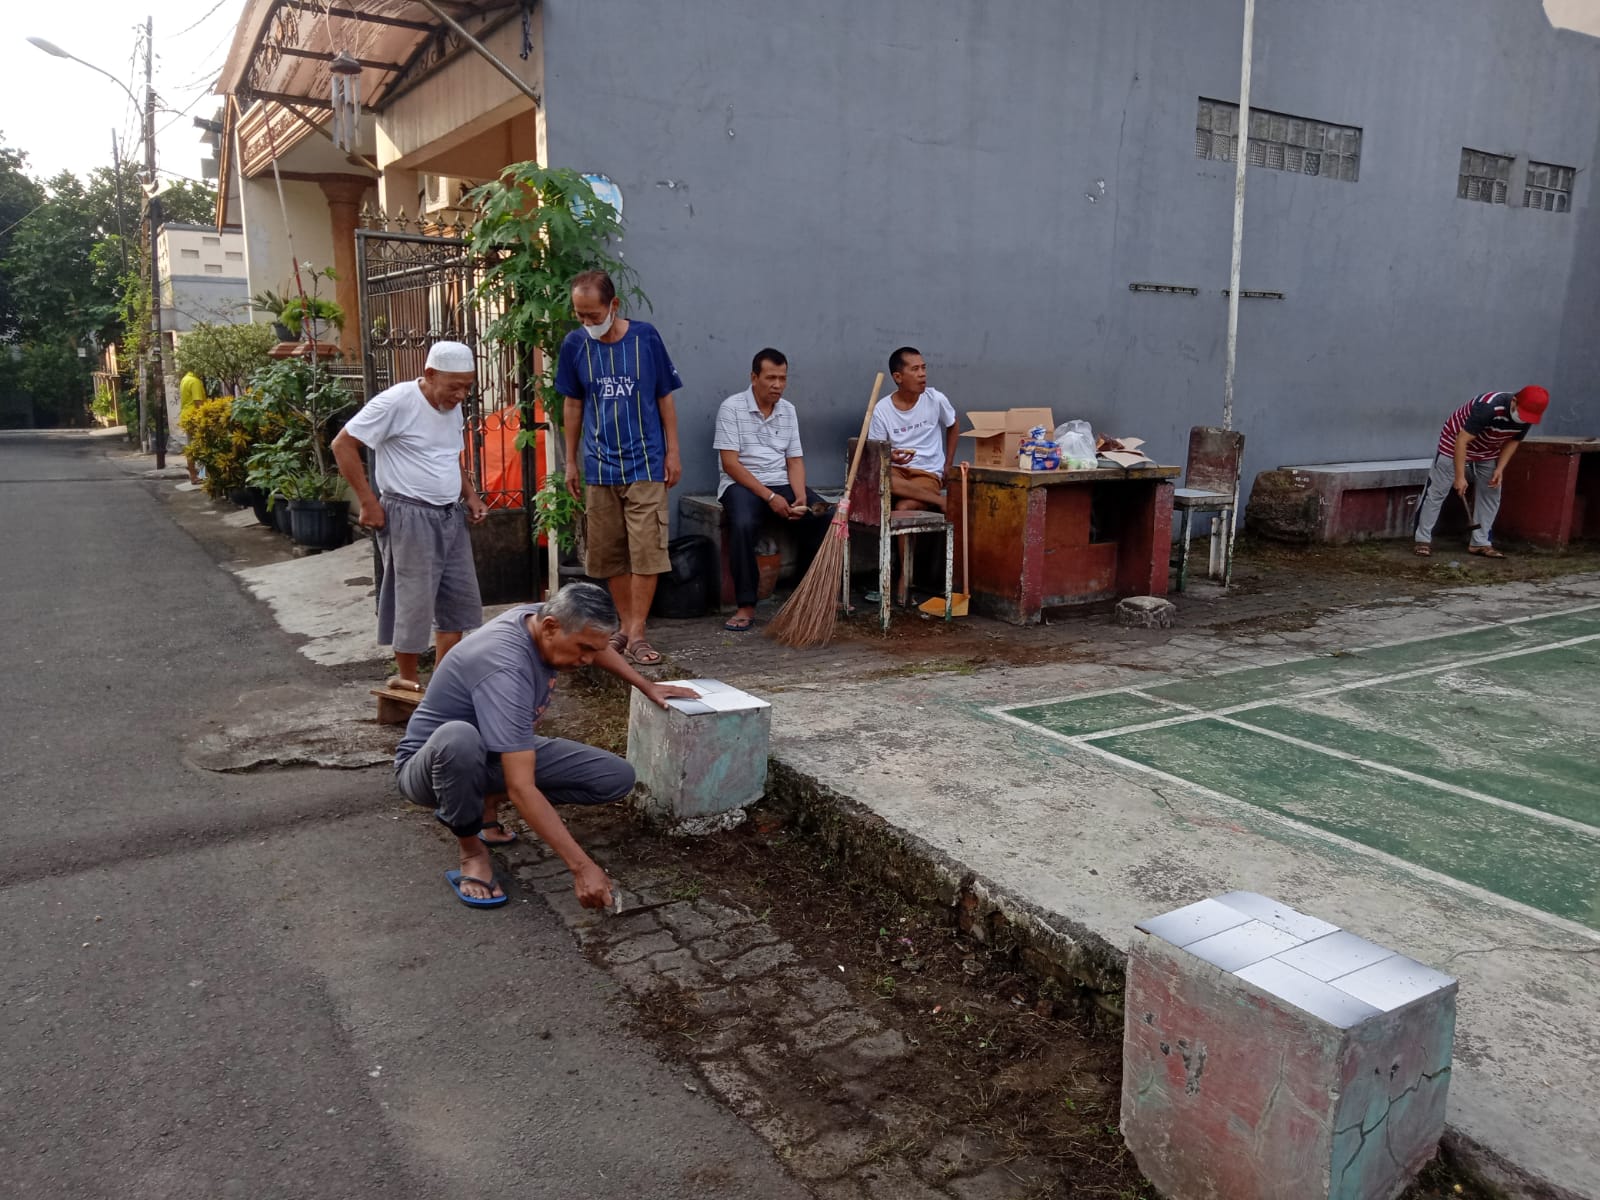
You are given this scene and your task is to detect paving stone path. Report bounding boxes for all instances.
[499,834,1058,1199]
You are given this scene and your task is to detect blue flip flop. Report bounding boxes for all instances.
[445,869,508,908]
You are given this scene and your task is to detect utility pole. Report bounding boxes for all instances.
[144,14,167,469]
[110,129,129,273]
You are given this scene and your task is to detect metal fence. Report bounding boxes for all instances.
[354,216,532,510]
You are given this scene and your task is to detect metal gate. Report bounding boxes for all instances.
[355,215,539,601]
[354,217,531,511]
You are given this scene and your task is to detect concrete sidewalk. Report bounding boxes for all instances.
[188,474,1597,1198]
[748,582,1600,1200]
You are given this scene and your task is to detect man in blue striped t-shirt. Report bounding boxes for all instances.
[556,269,684,666]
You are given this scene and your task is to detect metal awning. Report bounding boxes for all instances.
[217,0,522,117]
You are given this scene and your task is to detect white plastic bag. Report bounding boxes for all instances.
[1054,420,1097,469]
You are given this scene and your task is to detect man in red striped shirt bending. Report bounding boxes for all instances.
[1413,386,1549,558]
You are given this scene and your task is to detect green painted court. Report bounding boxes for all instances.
[993,604,1600,936]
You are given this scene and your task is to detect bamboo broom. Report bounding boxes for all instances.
[765,372,885,648]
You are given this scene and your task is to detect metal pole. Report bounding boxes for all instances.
[411,0,542,107]
[144,14,167,468]
[1222,0,1256,434]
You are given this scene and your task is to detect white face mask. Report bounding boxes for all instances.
[583,307,616,340]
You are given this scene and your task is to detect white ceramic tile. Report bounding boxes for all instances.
[1183,920,1306,971]
[1214,891,1341,941]
[1277,930,1395,982]
[1329,955,1456,1012]
[1135,898,1253,948]
[663,679,771,714]
[1235,958,1384,1029]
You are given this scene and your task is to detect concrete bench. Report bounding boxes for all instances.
[1245,458,1446,543]
[678,491,842,609]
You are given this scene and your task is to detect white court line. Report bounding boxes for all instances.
[1209,714,1600,838]
[1068,632,1600,742]
[1124,687,1599,837]
[993,599,1600,713]
[985,706,1600,947]
[1073,738,1600,946]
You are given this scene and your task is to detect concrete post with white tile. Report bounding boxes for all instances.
[1121,892,1456,1200]
[626,679,770,825]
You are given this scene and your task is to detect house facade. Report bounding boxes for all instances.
[156,222,250,333]
[215,0,1600,508]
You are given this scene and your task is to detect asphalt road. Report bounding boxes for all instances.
[0,431,807,1200]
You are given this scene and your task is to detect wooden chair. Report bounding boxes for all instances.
[843,438,953,631]
[1173,426,1246,590]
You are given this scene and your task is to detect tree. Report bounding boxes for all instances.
[157,179,218,226]
[5,171,121,345]
[0,134,219,429]
[174,321,277,395]
[0,134,45,340]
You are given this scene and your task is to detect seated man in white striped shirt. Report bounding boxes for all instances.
[713,348,830,631]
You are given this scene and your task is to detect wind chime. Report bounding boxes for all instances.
[329,50,362,152]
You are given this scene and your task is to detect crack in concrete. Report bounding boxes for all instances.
[1334,1065,1451,1177]
[1444,943,1600,963]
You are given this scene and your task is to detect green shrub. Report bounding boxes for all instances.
[180,394,285,499]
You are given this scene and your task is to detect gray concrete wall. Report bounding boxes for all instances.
[537,0,1600,505]
[163,276,251,333]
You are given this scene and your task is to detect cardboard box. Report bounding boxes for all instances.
[1098,436,1156,469]
[961,407,1055,468]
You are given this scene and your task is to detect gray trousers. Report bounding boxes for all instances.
[395,721,636,837]
[376,495,483,653]
[1414,454,1502,548]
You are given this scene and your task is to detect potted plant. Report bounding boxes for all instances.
[277,266,345,347]
[244,358,358,548]
[249,289,295,341]
[244,434,304,534]
[466,165,642,568]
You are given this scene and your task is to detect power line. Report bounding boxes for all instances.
[171,0,235,39]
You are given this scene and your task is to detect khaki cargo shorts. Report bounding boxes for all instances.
[584,481,670,577]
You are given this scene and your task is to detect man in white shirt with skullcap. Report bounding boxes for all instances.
[334,340,490,697]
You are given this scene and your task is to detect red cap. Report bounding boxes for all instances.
[1514,386,1548,423]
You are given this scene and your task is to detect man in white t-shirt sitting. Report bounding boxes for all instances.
[869,346,959,512]
[333,341,490,697]
[712,348,830,631]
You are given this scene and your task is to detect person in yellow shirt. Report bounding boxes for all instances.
[179,370,206,484]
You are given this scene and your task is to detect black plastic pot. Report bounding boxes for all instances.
[288,499,351,550]
[227,487,254,508]
[271,494,293,536]
[247,487,273,527]
[652,535,715,619]
[272,322,294,342]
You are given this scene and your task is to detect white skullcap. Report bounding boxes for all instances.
[425,341,476,373]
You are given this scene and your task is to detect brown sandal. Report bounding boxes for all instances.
[606,629,629,655]
[1412,544,1432,557]
[1468,546,1506,558]
[626,639,663,666]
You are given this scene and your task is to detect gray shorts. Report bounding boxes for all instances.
[395,722,636,837]
[375,494,483,653]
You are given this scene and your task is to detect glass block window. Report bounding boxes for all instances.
[1458,149,1512,203]
[1524,161,1574,213]
[1196,98,1361,182]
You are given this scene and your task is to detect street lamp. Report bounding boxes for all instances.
[25,37,143,108]
[27,23,168,468]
